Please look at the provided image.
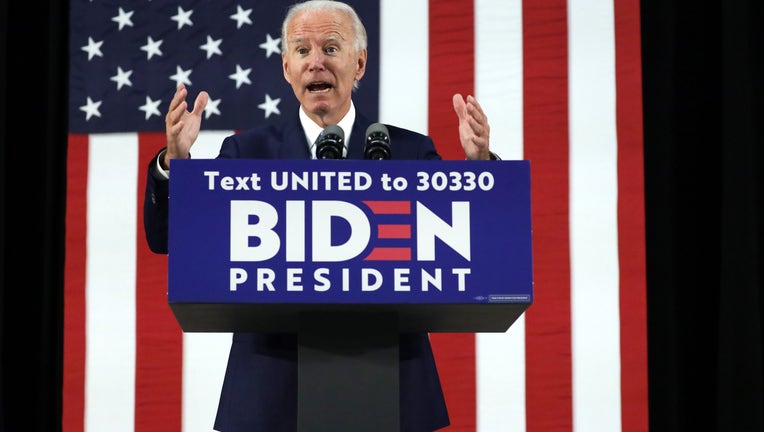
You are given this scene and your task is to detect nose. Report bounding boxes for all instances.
[308,50,326,71]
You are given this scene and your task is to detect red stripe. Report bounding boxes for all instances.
[134,134,183,431]
[523,1,574,431]
[377,224,411,239]
[364,247,411,260]
[428,1,475,163]
[614,0,649,430]
[428,1,477,430]
[363,200,411,214]
[63,134,89,432]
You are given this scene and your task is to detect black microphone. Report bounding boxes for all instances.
[314,124,346,159]
[364,123,391,160]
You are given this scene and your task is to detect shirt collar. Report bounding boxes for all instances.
[299,102,356,158]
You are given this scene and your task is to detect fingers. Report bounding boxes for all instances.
[166,85,208,121]
[164,85,205,161]
[166,85,188,129]
[457,95,490,138]
[454,94,491,160]
[454,94,488,127]
[166,86,208,135]
[169,84,187,111]
[467,118,489,140]
[465,95,487,127]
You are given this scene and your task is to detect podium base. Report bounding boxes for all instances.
[297,311,400,432]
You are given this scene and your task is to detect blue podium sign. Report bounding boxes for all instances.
[168,159,533,332]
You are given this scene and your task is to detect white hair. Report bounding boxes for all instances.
[280,0,368,53]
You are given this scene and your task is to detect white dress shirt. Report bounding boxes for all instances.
[299,102,356,159]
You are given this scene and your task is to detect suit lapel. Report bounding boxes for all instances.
[278,114,312,159]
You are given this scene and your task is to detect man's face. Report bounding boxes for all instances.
[282,8,367,127]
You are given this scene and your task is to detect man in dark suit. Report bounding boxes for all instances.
[144,1,495,431]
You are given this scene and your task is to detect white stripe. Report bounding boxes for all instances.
[86,133,138,432]
[475,0,524,161]
[475,1,526,430]
[379,0,428,135]
[182,333,232,432]
[189,130,232,159]
[568,1,622,431]
[182,130,234,431]
[477,316,526,432]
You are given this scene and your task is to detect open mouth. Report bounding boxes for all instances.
[307,82,333,93]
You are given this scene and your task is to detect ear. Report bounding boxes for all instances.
[354,49,367,81]
[282,52,291,84]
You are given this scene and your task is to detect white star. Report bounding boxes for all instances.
[259,34,281,58]
[110,66,133,90]
[141,36,163,60]
[79,97,102,121]
[81,37,104,61]
[228,64,252,89]
[204,98,222,119]
[139,96,162,120]
[170,65,192,87]
[111,7,134,31]
[258,94,281,118]
[199,35,223,59]
[171,6,193,30]
[230,5,253,29]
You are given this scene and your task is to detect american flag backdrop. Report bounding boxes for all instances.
[64,0,647,431]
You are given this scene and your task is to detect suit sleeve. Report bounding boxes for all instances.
[143,148,170,254]
[419,135,442,160]
[142,133,240,255]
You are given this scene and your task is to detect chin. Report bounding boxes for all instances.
[306,101,332,116]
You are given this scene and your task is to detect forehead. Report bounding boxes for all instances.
[287,9,354,43]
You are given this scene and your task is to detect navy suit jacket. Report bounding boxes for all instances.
[143,111,449,432]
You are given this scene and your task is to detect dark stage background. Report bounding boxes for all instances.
[2,1,762,431]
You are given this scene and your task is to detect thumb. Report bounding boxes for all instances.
[452,93,467,120]
[192,91,209,116]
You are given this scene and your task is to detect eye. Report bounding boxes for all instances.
[324,46,338,55]
[297,47,309,55]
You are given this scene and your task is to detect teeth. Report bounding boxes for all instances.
[307,82,331,92]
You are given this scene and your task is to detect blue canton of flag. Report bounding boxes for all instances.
[68,0,379,134]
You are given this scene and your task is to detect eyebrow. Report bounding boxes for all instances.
[289,34,344,46]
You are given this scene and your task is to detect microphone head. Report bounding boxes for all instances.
[322,124,345,140]
[315,124,346,159]
[364,123,391,160]
[365,122,389,139]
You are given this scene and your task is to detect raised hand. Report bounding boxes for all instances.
[452,93,491,160]
[163,84,209,168]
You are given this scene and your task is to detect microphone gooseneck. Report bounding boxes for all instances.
[314,125,346,159]
[364,123,391,160]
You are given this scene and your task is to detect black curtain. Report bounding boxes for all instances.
[1,1,68,431]
[642,1,764,431]
[1,0,762,431]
